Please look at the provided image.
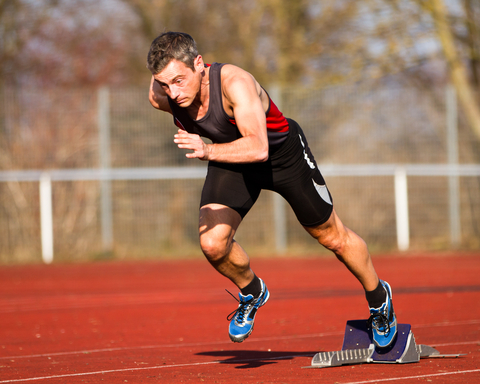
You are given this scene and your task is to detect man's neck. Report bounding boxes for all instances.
[188,66,210,120]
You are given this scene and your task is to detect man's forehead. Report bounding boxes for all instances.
[154,60,192,82]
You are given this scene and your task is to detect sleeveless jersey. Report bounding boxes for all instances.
[168,62,289,147]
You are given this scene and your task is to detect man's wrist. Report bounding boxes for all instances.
[203,143,212,161]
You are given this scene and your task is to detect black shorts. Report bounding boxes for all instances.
[200,118,333,227]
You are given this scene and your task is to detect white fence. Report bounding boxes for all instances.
[1,164,479,263]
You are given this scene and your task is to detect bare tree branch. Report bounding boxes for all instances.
[423,0,480,141]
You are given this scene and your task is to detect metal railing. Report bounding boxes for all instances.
[2,163,478,263]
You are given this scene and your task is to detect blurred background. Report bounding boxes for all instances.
[0,0,479,264]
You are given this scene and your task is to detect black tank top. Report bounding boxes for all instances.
[168,62,289,146]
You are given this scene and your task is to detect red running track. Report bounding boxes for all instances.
[1,253,479,383]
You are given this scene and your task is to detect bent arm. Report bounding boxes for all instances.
[183,66,268,163]
[149,76,172,113]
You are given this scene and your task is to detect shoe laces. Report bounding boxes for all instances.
[367,310,391,334]
[225,289,253,323]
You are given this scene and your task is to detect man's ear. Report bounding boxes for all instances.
[194,55,204,72]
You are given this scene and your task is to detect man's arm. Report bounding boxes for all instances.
[174,65,269,163]
[149,76,172,113]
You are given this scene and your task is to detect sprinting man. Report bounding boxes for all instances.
[146,32,397,348]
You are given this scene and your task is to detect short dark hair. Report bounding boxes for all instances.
[147,32,198,74]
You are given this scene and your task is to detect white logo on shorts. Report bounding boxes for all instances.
[299,134,315,169]
[312,179,333,205]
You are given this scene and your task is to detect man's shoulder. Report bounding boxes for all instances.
[220,64,252,82]
[219,64,257,94]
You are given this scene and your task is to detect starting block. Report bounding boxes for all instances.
[306,320,462,368]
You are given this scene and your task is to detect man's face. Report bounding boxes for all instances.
[153,58,203,108]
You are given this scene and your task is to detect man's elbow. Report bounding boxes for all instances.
[255,145,269,162]
[149,94,160,109]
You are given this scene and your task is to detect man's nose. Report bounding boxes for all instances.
[169,85,180,99]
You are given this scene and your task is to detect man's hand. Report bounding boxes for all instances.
[174,129,209,160]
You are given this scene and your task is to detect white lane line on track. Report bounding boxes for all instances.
[2,317,479,361]
[0,290,225,314]
[433,340,480,347]
[6,285,479,314]
[0,331,344,360]
[0,361,221,383]
[415,319,480,327]
[0,358,479,383]
[340,369,480,384]
[0,354,311,383]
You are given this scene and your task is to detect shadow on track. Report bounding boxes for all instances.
[196,350,316,369]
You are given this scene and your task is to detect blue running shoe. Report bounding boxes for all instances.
[227,279,270,343]
[367,280,397,348]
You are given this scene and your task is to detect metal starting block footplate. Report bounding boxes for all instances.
[307,319,461,369]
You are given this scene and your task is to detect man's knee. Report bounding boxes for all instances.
[199,231,233,263]
[320,228,368,263]
[198,204,241,263]
[318,230,348,255]
[305,210,343,252]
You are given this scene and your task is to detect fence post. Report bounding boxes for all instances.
[98,86,113,253]
[394,167,409,251]
[269,84,287,253]
[273,193,287,253]
[40,173,53,264]
[446,84,461,247]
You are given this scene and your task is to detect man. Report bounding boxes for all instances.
[147,32,397,347]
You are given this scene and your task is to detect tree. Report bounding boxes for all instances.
[1,0,146,87]
[121,0,409,86]
[421,0,480,141]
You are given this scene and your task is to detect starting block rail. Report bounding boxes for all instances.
[305,320,463,368]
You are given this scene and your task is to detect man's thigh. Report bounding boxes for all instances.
[269,120,334,227]
[200,161,261,219]
[277,167,334,227]
[199,203,242,242]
